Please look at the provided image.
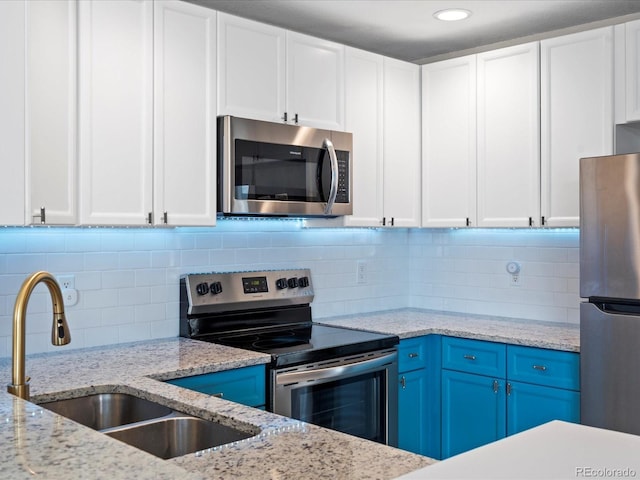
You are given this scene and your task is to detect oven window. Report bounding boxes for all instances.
[235,139,329,202]
[290,371,386,444]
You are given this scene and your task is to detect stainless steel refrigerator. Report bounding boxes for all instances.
[580,152,640,435]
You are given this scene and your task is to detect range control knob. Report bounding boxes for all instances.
[275,278,288,290]
[195,282,209,296]
[210,281,223,295]
[298,276,309,288]
[287,277,298,289]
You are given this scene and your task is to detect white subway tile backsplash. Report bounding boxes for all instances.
[102,271,135,289]
[100,306,135,326]
[0,226,580,357]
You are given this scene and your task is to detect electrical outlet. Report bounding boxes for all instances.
[58,275,75,290]
[356,261,368,284]
[510,274,521,287]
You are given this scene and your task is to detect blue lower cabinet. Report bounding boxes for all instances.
[507,380,580,436]
[397,335,441,459]
[441,369,507,458]
[440,338,580,459]
[166,364,266,408]
[398,368,429,454]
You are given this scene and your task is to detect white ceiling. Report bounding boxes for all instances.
[190,0,640,63]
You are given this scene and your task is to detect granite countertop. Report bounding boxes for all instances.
[318,309,580,352]
[0,337,433,480]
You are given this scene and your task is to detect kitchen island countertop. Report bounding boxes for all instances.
[394,420,640,479]
[0,337,433,480]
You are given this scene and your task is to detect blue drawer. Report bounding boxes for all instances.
[507,345,579,391]
[398,337,429,373]
[167,364,266,407]
[442,337,506,378]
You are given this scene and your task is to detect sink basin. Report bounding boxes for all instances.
[39,392,257,459]
[105,415,253,459]
[39,393,173,430]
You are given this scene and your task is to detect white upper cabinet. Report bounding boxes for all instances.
[383,57,421,227]
[217,13,344,130]
[422,55,477,228]
[541,27,613,228]
[26,0,77,225]
[153,1,217,226]
[341,47,384,227]
[618,19,640,123]
[0,1,25,226]
[477,42,540,228]
[217,12,285,123]
[286,31,344,130]
[79,0,153,225]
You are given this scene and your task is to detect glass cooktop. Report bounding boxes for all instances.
[200,323,399,368]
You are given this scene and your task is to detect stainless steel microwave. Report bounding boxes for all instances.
[217,116,353,217]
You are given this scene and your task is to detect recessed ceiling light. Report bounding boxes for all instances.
[433,9,472,21]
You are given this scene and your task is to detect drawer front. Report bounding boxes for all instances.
[167,364,266,407]
[507,345,579,390]
[442,337,506,377]
[398,337,429,372]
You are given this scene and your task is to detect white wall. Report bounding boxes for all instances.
[0,222,579,358]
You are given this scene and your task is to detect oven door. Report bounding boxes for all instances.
[272,349,398,446]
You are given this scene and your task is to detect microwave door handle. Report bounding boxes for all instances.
[323,138,338,215]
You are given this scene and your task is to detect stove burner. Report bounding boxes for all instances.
[253,337,311,350]
[217,334,260,344]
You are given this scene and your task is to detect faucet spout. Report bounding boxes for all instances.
[8,271,71,401]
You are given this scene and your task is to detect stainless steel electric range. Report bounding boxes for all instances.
[179,268,399,446]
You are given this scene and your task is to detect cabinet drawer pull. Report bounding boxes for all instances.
[400,375,406,389]
[408,352,419,358]
[212,392,224,398]
[492,379,499,393]
[532,365,547,371]
[463,354,476,361]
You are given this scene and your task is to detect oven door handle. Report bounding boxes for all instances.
[276,351,397,385]
[323,138,338,215]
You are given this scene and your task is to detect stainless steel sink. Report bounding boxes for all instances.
[39,393,173,430]
[105,415,253,459]
[39,392,257,459]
